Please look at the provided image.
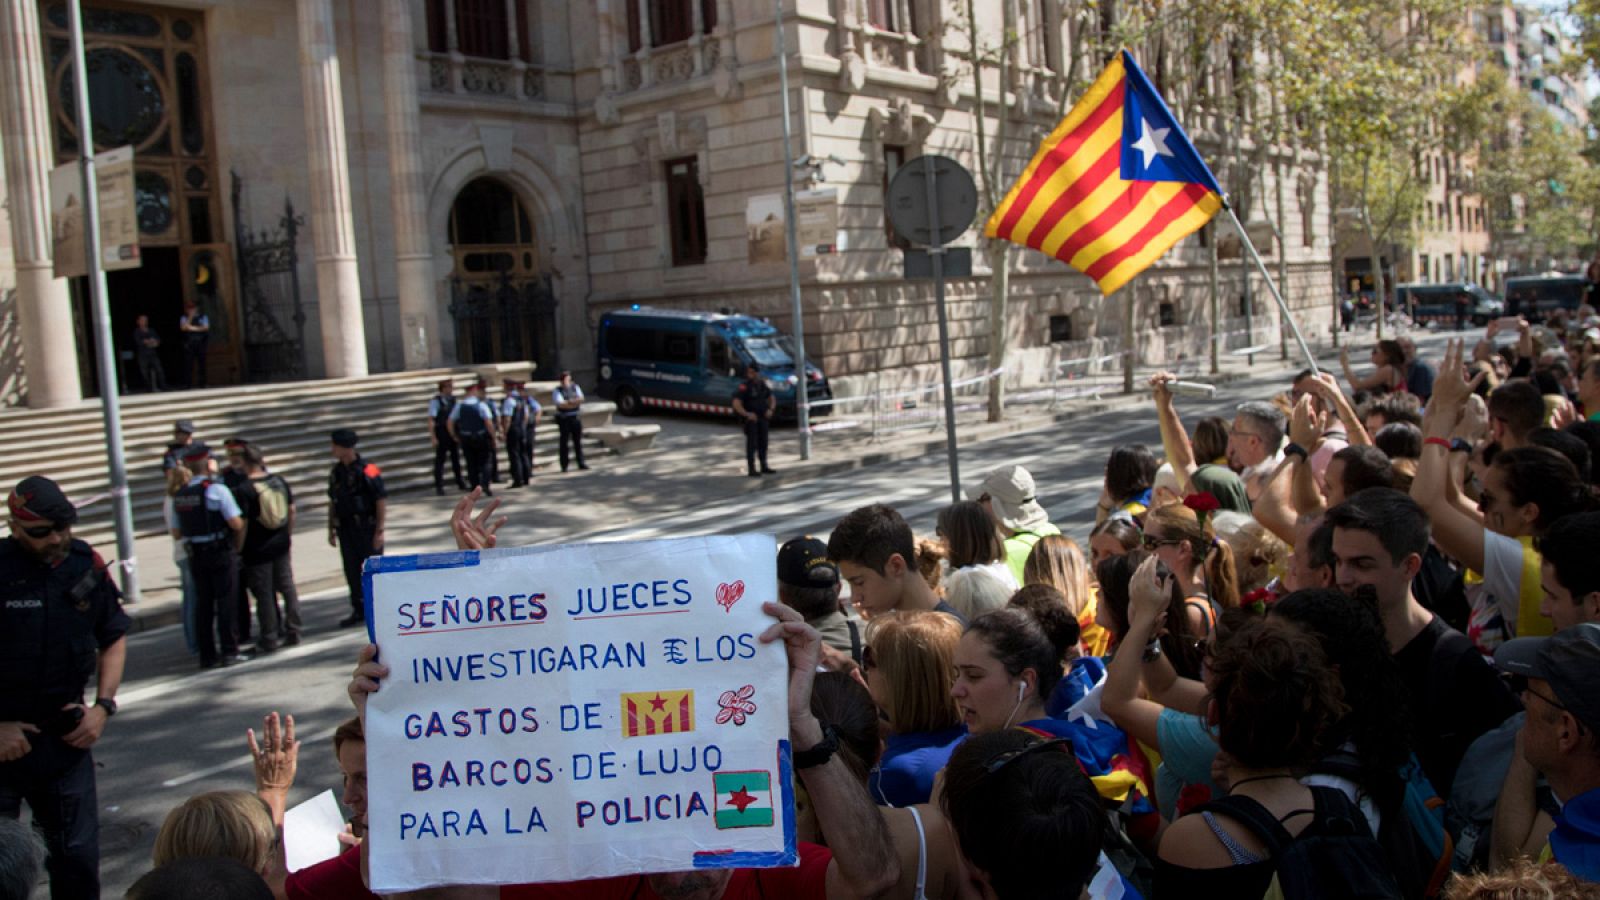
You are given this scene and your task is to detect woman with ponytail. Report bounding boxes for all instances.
[1140,501,1240,638]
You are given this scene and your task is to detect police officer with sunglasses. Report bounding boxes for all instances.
[0,476,130,899]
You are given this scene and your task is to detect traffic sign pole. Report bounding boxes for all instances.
[922,156,961,504]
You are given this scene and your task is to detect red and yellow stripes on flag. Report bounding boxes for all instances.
[622,690,695,737]
[984,54,1221,296]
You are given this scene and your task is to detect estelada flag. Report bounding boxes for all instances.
[985,49,1225,296]
[621,689,695,737]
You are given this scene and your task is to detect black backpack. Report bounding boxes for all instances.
[1198,785,1404,900]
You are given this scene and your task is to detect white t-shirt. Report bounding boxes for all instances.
[1482,530,1532,632]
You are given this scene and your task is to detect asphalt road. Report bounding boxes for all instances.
[52,338,1461,896]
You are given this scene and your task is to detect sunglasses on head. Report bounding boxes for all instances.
[1142,534,1181,550]
[981,737,1072,776]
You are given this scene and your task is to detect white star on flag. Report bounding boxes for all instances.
[1131,119,1172,168]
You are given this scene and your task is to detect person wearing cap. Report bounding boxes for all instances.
[551,370,589,472]
[170,442,251,669]
[448,380,498,495]
[733,362,777,477]
[161,419,196,472]
[968,464,1060,585]
[221,437,250,491]
[327,429,386,628]
[428,379,467,496]
[777,537,860,662]
[501,379,541,488]
[1491,624,1600,882]
[0,476,129,899]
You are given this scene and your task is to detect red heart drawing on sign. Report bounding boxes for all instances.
[715,581,745,613]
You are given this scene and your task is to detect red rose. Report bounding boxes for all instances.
[1183,492,1221,514]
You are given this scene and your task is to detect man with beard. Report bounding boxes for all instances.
[0,476,130,899]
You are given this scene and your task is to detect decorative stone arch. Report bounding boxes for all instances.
[426,131,584,369]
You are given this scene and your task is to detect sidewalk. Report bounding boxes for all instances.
[115,328,1431,632]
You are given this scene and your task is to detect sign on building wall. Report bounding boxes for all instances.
[745,190,843,263]
[361,534,797,892]
[50,145,140,279]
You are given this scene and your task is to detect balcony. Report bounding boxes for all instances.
[620,36,722,91]
[420,51,547,102]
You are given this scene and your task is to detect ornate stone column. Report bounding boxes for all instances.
[0,0,81,407]
[382,0,442,368]
[296,0,368,376]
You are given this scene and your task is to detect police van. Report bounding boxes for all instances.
[1394,282,1502,327]
[596,307,831,419]
[1503,273,1589,322]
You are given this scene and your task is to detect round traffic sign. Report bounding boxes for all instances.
[885,154,978,248]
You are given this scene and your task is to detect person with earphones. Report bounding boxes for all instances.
[950,604,1159,841]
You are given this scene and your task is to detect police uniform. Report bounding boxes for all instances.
[734,370,776,476]
[502,381,541,487]
[160,420,196,472]
[552,377,588,472]
[1,476,130,900]
[328,430,386,625]
[429,384,466,495]
[221,438,252,647]
[448,391,497,494]
[171,443,247,668]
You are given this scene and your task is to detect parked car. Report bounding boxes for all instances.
[596,307,831,420]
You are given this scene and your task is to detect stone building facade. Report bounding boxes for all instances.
[0,0,1333,409]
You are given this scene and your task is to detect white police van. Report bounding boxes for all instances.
[596,307,831,419]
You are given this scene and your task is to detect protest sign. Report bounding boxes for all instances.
[361,534,796,893]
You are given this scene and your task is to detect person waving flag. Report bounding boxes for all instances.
[986,49,1225,296]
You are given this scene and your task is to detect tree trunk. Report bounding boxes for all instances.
[1209,220,1221,374]
[1361,158,1385,342]
[987,243,1010,421]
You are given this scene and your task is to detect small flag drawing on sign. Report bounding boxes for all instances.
[621,690,695,738]
[712,770,774,829]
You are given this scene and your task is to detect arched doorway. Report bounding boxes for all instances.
[446,177,557,374]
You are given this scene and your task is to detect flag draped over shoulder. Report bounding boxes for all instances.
[985,49,1225,296]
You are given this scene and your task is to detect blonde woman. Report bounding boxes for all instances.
[153,790,285,898]
[864,611,965,807]
[1022,534,1110,656]
[1210,511,1289,597]
[164,464,198,656]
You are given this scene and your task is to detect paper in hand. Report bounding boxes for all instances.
[283,789,347,872]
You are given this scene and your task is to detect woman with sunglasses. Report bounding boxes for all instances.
[863,612,966,807]
[1141,502,1240,639]
[1096,551,1207,680]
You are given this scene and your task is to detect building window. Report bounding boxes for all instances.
[666,157,707,266]
[628,0,719,51]
[1049,314,1073,343]
[426,0,531,61]
[883,145,912,251]
[1158,301,1177,327]
[867,0,914,33]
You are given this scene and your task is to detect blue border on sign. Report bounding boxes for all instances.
[361,550,482,645]
[691,739,799,869]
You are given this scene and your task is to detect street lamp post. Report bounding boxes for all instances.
[774,0,811,460]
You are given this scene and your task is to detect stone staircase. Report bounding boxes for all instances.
[0,365,659,550]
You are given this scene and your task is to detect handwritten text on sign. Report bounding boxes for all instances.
[362,535,796,892]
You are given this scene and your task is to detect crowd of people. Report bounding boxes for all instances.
[10,309,1600,899]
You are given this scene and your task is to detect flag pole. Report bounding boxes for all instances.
[1221,201,1319,376]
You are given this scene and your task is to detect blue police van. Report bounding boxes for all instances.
[596,307,831,419]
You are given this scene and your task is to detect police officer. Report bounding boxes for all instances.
[172,442,250,669]
[501,379,541,487]
[551,370,589,472]
[428,379,467,496]
[732,362,777,477]
[0,476,129,900]
[327,429,386,628]
[161,419,195,472]
[448,381,497,495]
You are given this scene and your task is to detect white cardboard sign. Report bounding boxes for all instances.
[361,535,796,892]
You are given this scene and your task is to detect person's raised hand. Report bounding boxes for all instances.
[1149,371,1175,403]
[1457,393,1490,443]
[348,644,389,720]
[1339,346,1352,369]
[450,488,506,551]
[1128,555,1170,629]
[1429,339,1484,420]
[1552,396,1580,430]
[249,712,300,794]
[1290,394,1319,449]
[757,601,822,729]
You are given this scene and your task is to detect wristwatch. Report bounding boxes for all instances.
[94,697,118,717]
[1283,442,1309,461]
[1450,438,1472,454]
[1141,638,1164,662]
[793,724,839,770]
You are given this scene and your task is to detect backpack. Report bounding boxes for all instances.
[1314,750,1454,897]
[1198,785,1405,900]
[253,476,291,530]
[456,401,489,448]
[1444,713,1525,873]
